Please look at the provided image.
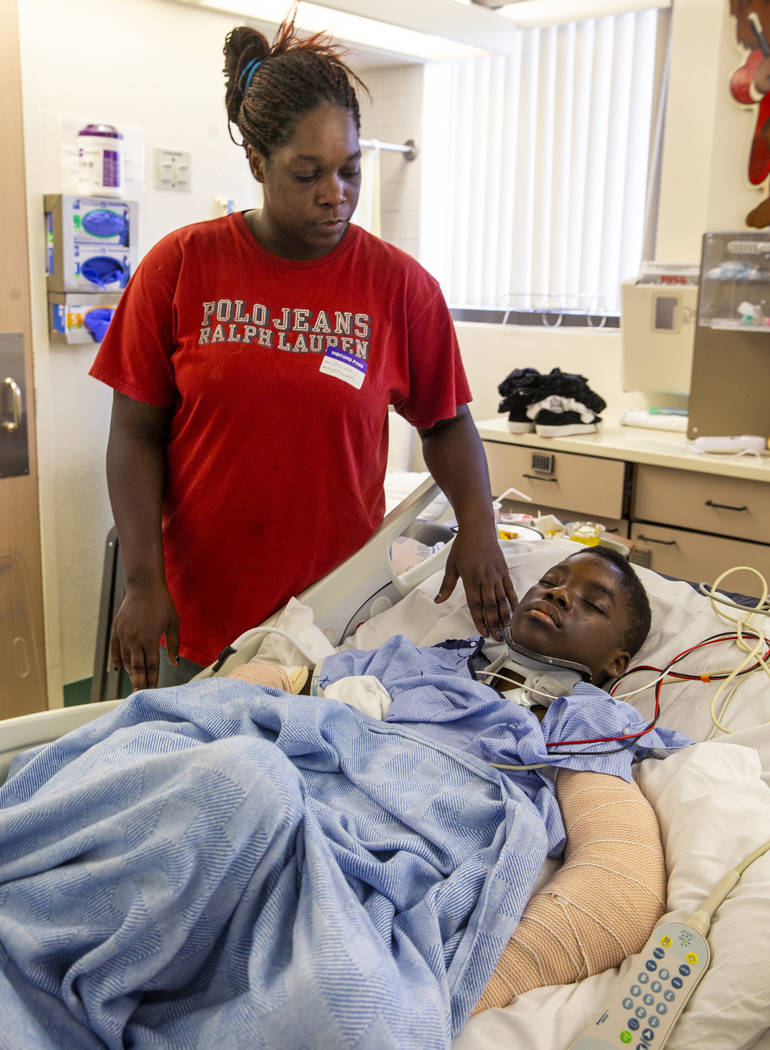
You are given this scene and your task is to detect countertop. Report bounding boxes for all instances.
[476,417,770,483]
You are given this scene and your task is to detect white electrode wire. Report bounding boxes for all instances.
[698,583,770,616]
[489,761,550,770]
[483,668,669,705]
[686,838,770,936]
[701,566,770,738]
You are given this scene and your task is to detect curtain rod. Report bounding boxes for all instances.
[360,137,418,161]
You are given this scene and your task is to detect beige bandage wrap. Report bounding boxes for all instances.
[227,662,308,693]
[474,769,665,1012]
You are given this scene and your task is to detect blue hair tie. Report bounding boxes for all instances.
[239,58,263,94]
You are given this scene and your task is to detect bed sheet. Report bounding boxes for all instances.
[342,539,770,1050]
[0,684,549,1050]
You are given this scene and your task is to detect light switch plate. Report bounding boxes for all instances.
[153,148,191,191]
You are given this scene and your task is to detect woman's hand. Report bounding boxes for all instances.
[418,406,517,640]
[109,581,180,690]
[106,391,175,691]
[434,521,517,641]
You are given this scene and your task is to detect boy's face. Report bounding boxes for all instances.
[510,551,633,685]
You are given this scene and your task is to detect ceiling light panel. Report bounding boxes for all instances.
[181,0,514,59]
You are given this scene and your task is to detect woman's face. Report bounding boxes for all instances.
[248,101,361,260]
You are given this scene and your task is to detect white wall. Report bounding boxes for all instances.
[456,326,652,423]
[19,0,262,702]
[358,64,423,260]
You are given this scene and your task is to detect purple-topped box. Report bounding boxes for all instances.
[78,124,123,195]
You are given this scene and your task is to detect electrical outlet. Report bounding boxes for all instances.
[153,149,191,192]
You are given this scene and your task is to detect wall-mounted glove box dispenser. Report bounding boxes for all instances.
[45,194,138,293]
[621,262,699,397]
[48,292,121,344]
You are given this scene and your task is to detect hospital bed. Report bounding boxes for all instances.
[1,477,769,1050]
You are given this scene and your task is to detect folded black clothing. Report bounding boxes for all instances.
[538,368,607,414]
[497,366,607,417]
[497,367,544,412]
[497,366,542,400]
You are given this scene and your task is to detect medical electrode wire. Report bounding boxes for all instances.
[490,626,766,767]
[703,566,770,737]
[685,838,770,937]
[609,564,770,740]
[483,665,660,758]
[489,565,770,759]
[484,667,669,706]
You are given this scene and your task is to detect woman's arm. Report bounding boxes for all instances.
[418,405,517,641]
[106,391,178,690]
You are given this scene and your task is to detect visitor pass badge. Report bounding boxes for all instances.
[319,345,367,389]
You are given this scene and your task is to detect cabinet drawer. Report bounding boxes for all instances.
[483,442,627,519]
[630,522,770,595]
[634,464,770,543]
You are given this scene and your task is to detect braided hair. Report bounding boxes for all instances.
[224,12,368,158]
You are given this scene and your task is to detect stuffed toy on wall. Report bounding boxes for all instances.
[729,0,770,226]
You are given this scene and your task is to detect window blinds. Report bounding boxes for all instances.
[419,7,665,317]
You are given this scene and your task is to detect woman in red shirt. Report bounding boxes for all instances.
[91,14,515,689]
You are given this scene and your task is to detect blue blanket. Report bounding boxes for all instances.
[0,681,550,1050]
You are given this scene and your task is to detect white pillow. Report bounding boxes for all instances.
[637,740,770,1050]
[453,737,770,1050]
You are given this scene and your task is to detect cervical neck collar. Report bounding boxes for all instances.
[500,634,593,708]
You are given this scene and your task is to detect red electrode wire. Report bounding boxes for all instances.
[544,630,770,751]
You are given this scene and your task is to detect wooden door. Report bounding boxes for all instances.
[0,0,47,717]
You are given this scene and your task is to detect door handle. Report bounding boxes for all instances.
[704,499,748,513]
[522,473,557,483]
[1,376,22,432]
[636,534,678,546]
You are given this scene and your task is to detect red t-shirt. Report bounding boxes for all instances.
[90,214,471,664]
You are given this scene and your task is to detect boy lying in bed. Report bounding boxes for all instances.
[232,546,684,1009]
[0,548,689,1050]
